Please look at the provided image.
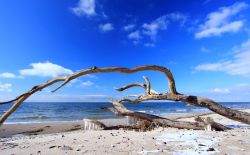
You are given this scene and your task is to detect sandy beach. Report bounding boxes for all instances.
[0,110,250,155]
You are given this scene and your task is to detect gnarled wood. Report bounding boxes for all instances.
[121,93,250,125]
[116,76,158,94]
[0,65,177,125]
[0,65,249,127]
[102,99,230,131]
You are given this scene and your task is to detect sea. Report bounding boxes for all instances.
[1,102,250,123]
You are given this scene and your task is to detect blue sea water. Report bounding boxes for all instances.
[0,102,250,123]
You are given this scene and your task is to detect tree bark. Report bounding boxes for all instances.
[102,99,230,131]
[125,94,250,125]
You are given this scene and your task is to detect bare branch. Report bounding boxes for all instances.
[115,83,146,92]
[118,98,142,104]
[120,93,250,125]
[1,64,250,127]
[0,65,177,125]
[51,66,177,94]
[116,76,158,94]
[51,77,71,93]
[142,76,151,94]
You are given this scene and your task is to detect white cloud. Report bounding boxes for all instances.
[99,23,114,32]
[85,74,98,78]
[80,80,94,87]
[195,39,250,77]
[71,0,96,17]
[123,24,135,31]
[140,13,187,42]
[166,12,188,26]
[19,62,73,78]
[195,2,248,39]
[124,13,187,46]
[128,30,141,40]
[79,94,107,98]
[0,83,12,92]
[190,84,250,102]
[211,88,230,94]
[28,94,109,102]
[142,16,169,40]
[0,72,16,78]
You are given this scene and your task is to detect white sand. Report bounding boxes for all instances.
[0,110,250,155]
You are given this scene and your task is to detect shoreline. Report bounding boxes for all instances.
[1,109,250,138]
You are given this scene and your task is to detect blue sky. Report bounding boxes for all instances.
[0,0,250,102]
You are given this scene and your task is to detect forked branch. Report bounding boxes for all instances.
[0,65,176,125]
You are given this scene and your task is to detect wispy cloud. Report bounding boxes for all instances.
[200,46,210,53]
[0,83,12,92]
[71,0,96,17]
[142,16,169,41]
[210,88,230,94]
[195,2,248,39]
[125,12,187,46]
[80,80,94,87]
[99,23,114,32]
[0,72,16,78]
[128,30,141,41]
[191,84,250,102]
[28,94,109,102]
[19,62,73,78]
[123,24,136,31]
[166,12,188,26]
[195,39,250,77]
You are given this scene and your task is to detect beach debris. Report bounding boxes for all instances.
[83,119,106,130]
[0,142,18,150]
[198,143,206,146]
[207,147,215,151]
[61,145,73,150]
[49,145,57,149]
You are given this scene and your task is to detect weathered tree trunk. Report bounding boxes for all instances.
[127,94,250,125]
[101,99,230,131]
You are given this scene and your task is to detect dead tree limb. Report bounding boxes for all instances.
[102,99,230,131]
[120,93,250,125]
[115,76,158,94]
[114,77,250,125]
[0,65,250,126]
[0,65,176,125]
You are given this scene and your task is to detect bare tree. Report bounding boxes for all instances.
[0,65,249,128]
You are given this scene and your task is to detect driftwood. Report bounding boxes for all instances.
[0,65,249,129]
[101,99,230,131]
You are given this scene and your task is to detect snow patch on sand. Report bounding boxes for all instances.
[157,130,220,155]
